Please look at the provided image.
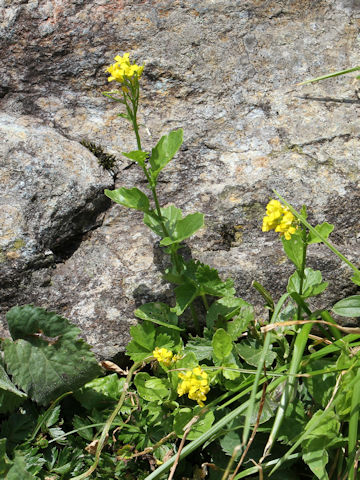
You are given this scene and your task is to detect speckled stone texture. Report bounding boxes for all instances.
[0,0,359,357]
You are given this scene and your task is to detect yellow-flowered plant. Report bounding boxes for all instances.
[106,53,144,83]
[177,366,210,407]
[153,347,174,366]
[262,199,298,240]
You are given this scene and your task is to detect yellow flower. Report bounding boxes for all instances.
[177,366,210,407]
[153,347,173,367]
[106,53,144,83]
[262,199,297,240]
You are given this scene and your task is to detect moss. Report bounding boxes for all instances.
[12,238,25,250]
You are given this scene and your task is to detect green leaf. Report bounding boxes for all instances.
[75,374,126,410]
[332,295,360,317]
[173,283,198,315]
[144,205,182,237]
[0,438,12,477]
[3,306,102,405]
[287,268,328,298]
[0,361,27,413]
[160,213,204,246]
[219,430,241,459]
[206,297,253,340]
[122,150,149,166]
[135,302,183,331]
[126,321,156,362]
[149,129,183,180]
[281,233,304,269]
[173,407,215,440]
[308,222,334,244]
[236,339,276,367]
[302,410,340,480]
[278,400,307,445]
[351,273,360,286]
[304,359,337,408]
[184,337,213,362]
[6,455,35,480]
[105,187,150,212]
[212,329,233,362]
[134,373,170,402]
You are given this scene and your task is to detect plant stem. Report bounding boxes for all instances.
[71,361,143,480]
[296,227,308,320]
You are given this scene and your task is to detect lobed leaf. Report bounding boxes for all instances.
[4,306,102,405]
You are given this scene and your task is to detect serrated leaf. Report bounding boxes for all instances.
[212,328,233,362]
[134,373,170,402]
[135,302,183,331]
[281,233,304,269]
[74,374,126,410]
[287,268,328,298]
[105,187,150,212]
[219,430,241,459]
[126,321,156,362]
[332,295,360,317]
[122,150,149,166]
[308,222,334,244]
[4,306,102,405]
[149,129,183,180]
[173,407,214,440]
[173,282,198,315]
[6,455,34,480]
[206,296,249,329]
[160,212,204,246]
[0,361,27,413]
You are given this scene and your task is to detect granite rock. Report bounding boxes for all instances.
[0,0,359,357]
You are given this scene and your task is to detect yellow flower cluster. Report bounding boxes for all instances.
[177,366,210,407]
[262,199,297,240]
[106,53,144,83]
[153,347,174,366]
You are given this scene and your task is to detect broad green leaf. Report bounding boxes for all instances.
[173,407,214,440]
[122,150,149,166]
[4,306,102,405]
[144,205,182,237]
[184,337,213,361]
[6,455,34,480]
[281,233,304,269]
[126,321,156,362]
[75,374,126,410]
[219,430,241,459]
[149,129,183,180]
[302,410,340,480]
[212,328,233,362]
[332,295,360,317]
[351,273,360,286]
[105,187,150,212]
[308,222,334,244]
[236,339,276,367]
[160,212,204,246]
[135,302,183,331]
[173,282,198,315]
[134,373,170,402]
[0,361,27,413]
[278,400,307,445]
[206,296,249,329]
[226,309,253,341]
[287,268,328,298]
[304,359,336,408]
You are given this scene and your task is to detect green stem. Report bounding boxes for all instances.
[296,227,308,320]
[347,366,360,479]
[71,361,142,480]
[297,66,360,85]
[190,303,200,333]
[274,190,360,278]
[201,293,209,311]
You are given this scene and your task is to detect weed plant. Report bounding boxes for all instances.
[1,55,360,480]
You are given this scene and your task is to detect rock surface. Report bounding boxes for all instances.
[0,0,359,357]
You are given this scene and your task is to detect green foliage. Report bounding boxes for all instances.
[2,58,359,480]
[3,305,102,405]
